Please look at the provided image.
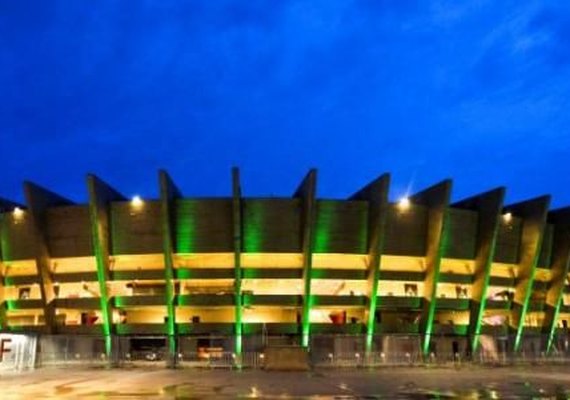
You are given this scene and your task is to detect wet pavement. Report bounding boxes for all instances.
[1,365,570,399]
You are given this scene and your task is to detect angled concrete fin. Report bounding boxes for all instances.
[411,179,453,355]
[350,173,391,353]
[543,207,570,352]
[454,187,506,351]
[505,195,551,351]
[232,167,243,359]
[23,182,75,334]
[86,174,125,359]
[294,169,317,348]
[159,170,182,366]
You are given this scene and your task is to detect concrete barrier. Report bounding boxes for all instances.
[263,346,309,371]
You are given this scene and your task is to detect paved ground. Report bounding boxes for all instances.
[1,365,570,399]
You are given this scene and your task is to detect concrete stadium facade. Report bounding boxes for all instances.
[0,169,569,367]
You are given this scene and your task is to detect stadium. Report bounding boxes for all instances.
[0,169,568,368]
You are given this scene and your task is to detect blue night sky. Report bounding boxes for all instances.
[1,1,569,206]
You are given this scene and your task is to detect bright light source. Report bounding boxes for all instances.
[503,212,512,222]
[13,207,24,218]
[398,197,410,210]
[131,195,143,207]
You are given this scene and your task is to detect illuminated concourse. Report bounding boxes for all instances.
[1,169,570,368]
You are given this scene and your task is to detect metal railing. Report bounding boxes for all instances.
[175,351,265,369]
[38,351,109,368]
[30,349,570,369]
[29,333,570,370]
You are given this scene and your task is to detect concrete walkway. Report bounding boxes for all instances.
[1,365,570,398]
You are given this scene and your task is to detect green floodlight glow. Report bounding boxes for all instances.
[314,201,368,254]
[0,213,12,262]
[92,221,112,357]
[176,200,197,254]
[301,242,313,348]
[301,225,315,349]
[299,172,317,349]
[232,170,243,364]
[546,267,570,354]
[471,231,501,352]
[162,213,177,356]
[87,177,114,359]
[514,222,546,353]
[365,265,380,354]
[243,200,264,253]
[5,300,17,312]
[313,201,331,253]
[422,197,451,356]
[159,171,183,366]
[234,275,243,357]
[422,239,446,356]
[546,294,565,353]
[469,190,504,353]
[364,194,383,355]
[544,230,570,354]
[301,294,313,348]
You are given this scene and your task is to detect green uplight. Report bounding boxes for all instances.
[0,220,10,262]
[243,200,264,253]
[514,214,548,352]
[176,200,197,253]
[313,202,332,253]
[87,177,114,360]
[547,295,564,353]
[365,277,379,353]
[232,172,243,365]
[5,300,17,311]
[301,294,314,348]
[113,296,127,308]
[422,205,450,356]
[160,173,178,366]
[471,223,501,352]
[313,201,368,253]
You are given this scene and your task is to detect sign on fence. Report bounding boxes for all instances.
[0,334,37,371]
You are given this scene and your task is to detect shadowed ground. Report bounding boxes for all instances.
[2,365,570,399]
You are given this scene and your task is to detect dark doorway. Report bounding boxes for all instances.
[129,337,166,361]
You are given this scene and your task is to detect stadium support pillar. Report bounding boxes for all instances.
[411,180,452,357]
[507,196,550,352]
[453,188,505,352]
[159,170,181,368]
[87,175,125,362]
[350,174,390,355]
[24,182,73,334]
[295,169,317,348]
[232,167,243,364]
[542,208,570,353]
[0,198,23,331]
